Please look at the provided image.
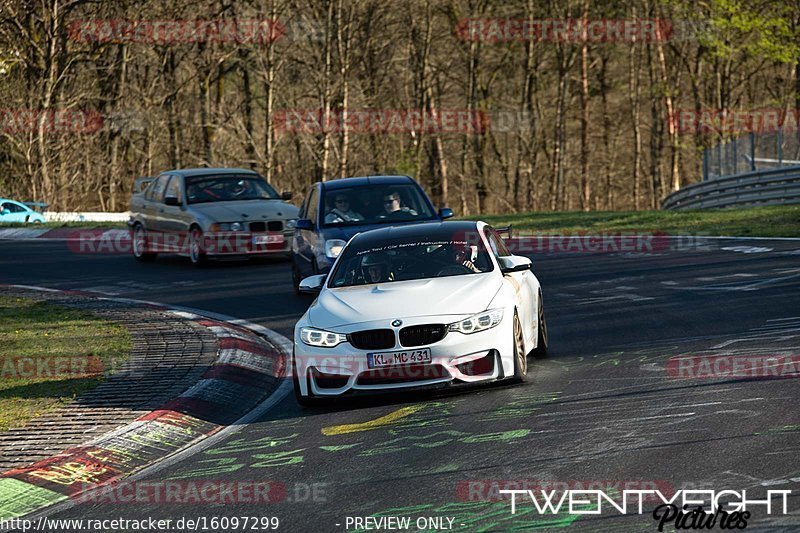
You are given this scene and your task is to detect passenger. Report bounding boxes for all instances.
[380,191,417,218]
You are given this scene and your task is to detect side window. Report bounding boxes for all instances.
[145,175,169,202]
[6,202,26,213]
[164,176,182,203]
[306,187,319,225]
[486,228,511,258]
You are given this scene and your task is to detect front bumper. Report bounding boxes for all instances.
[293,314,515,398]
[200,231,292,256]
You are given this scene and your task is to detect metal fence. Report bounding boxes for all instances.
[662,128,800,210]
[704,129,800,180]
[662,165,800,210]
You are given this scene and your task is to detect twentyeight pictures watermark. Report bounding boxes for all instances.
[500,489,793,531]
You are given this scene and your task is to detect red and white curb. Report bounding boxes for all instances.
[0,286,292,525]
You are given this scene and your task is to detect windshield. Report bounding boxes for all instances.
[328,236,494,287]
[186,175,279,204]
[322,184,436,226]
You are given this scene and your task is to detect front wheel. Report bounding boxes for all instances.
[189,227,208,266]
[512,312,530,382]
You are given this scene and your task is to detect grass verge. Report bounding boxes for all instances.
[0,296,131,432]
[472,205,800,238]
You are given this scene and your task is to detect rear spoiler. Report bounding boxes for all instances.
[134,176,155,193]
[22,201,49,212]
[495,225,513,239]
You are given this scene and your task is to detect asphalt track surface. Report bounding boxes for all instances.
[1,236,799,532]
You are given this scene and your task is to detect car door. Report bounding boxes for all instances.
[486,227,537,346]
[144,174,170,250]
[295,185,320,276]
[159,175,187,251]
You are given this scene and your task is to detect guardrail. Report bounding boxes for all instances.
[44,211,130,222]
[662,166,800,210]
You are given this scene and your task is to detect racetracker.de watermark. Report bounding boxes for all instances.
[666,354,800,379]
[69,19,285,44]
[72,480,285,504]
[455,18,678,43]
[0,356,104,379]
[66,230,285,255]
[274,109,490,135]
[671,108,800,135]
[505,232,714,254]
[0,109,104,134]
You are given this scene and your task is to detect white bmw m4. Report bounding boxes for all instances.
[292,220,547,405]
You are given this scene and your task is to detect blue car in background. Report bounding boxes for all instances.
[291,175,453,292]
[0,199,46,224]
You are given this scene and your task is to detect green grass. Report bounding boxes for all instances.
[469,205,800,238]
[0,221,128,229]
[0,296,131,432]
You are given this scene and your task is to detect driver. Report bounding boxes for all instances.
[229,179,252,199]
[454,244,480,273]
[325,194,364,224]
[380,191,417,218]
[361,254,393,283]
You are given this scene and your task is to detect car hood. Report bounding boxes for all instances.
[190,200,298,222]
[309,273,502,328]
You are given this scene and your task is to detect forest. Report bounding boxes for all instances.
[0,0,797,214]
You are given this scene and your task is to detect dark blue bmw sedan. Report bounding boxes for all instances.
[291,175,453,292]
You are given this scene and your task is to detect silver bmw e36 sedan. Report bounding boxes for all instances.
[128,168,299,265]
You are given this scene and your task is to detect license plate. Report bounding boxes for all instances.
[367,348,431,368]
[252,234,284,245]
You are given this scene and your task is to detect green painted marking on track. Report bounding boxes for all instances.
[319,444,361,452]
[168,457,245,479]
[204,433,299,455]
[755,424,800,436]
[0,478,67,520]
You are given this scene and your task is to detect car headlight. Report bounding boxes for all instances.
[286,219,297,230]
[210,222,244,231]
[325,239,347,258]
[300,327,348,348]
[449,309,504,334]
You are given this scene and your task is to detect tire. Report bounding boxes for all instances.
[188,227,208,266]
[530,293,549,359]
[511,311,530,382]
[132,225,157,262]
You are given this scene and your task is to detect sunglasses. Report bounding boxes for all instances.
[335,199,349,204]
[383,198,398,204]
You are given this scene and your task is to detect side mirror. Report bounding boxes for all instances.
[296,218,313,231]
[164,196,180,206]
[439,207,454,219]
[281,191,293,200]
[498,255,531,274]
[299,274,326,294]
